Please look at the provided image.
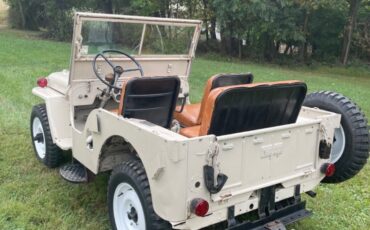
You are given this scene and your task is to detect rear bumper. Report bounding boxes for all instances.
[227,201,311,230]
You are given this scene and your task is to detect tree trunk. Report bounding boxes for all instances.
[17,0,26,29]
[300,10,310,62]
[202,0,209,41]
[341,0,362,65]
[220,25,234,55]
[210,17,217,40]
[284,43,290,55]
[103,0,113,14]
[263,33,274,61]
[238,39,242,59]
[204,20,209,41]
[276,41,281,53]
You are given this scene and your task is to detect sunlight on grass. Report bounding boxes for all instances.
[0,29,369,229]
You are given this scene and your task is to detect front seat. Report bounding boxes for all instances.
[180,80,307,138]
[117,76,180,128]
[174,73,254,127]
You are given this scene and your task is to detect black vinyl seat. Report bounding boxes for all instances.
[180,81,307,137]
[118,76,180,128]
[211,73,254,89]
[208,82,307,136]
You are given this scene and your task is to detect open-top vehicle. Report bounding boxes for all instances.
[30,12,369,230]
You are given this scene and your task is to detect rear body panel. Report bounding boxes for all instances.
[177,107,339,229]
[68,106,339,229]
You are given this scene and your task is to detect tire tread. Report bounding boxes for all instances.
[304,91,369,183]
[31,104,62,168]
[108,160,171,230]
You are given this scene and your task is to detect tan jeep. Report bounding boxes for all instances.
[30,12,369,230]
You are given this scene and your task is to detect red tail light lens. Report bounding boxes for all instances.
[37,78,48,88]
[190,198,209,217]
[321,163,335,177]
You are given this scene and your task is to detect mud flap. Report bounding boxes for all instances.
[258,186,276,218]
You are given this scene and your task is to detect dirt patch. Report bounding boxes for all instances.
[0,0,9,10]
[0,0,8,26]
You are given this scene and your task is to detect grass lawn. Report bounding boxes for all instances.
[0,28,369,230]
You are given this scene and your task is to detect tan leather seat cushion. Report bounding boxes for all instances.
[174,74,254,127]
[174,103,200,127]
[174,74,220,126]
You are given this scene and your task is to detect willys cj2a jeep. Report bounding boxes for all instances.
[30,12,369,230]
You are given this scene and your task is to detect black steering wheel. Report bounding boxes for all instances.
[92,49,144,90]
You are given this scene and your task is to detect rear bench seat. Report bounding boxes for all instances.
[180,80,307,138]
[174,73,253,127]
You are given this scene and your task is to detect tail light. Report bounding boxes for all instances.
[321,163,335,177]
[37,77,48,88]
[190,198,209,217]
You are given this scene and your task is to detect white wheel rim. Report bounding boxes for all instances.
[331,125,346,164]
[32,117,46,159]
[113,182,146,230]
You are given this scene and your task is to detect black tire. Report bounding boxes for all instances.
[108,160,171,230]
[303,91,369,183]
[30,104,63,168]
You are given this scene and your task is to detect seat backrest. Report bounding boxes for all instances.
[118,76,180,128]
[197,73,254,123]
[199,80,307,136]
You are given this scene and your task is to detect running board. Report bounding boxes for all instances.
[59,163,88,183]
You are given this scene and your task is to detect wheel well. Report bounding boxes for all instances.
[98,135,138,172]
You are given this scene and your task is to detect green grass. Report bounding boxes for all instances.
[0,28,369,230]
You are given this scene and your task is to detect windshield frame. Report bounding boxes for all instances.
[74,12,202,59]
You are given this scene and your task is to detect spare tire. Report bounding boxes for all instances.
[303,91,369,183]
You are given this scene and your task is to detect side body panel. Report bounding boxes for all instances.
[72,109,193,222]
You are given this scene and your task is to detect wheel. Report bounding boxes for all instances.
[303,91,369,183]
[30,104,63,168]
[108,160,171,230]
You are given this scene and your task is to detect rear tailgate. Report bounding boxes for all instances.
[211,122,319,201]
[186,120,321,203]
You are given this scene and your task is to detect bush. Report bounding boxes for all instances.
[43,9,74,41]
[6,0,44,30]
[5,0,151,41]
[5,0,94,41]
[197,39,221,54]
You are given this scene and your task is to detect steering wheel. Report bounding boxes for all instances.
[92,49,144,90]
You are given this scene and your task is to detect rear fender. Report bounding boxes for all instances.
[75,109,194,222]
[32,87,71,150]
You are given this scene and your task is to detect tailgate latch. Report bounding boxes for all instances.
[204,139,228,194]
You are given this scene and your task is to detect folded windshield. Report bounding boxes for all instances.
[80,20,196,56]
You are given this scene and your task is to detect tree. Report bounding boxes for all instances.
[352,0,370,60]
[341,0,362,64]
